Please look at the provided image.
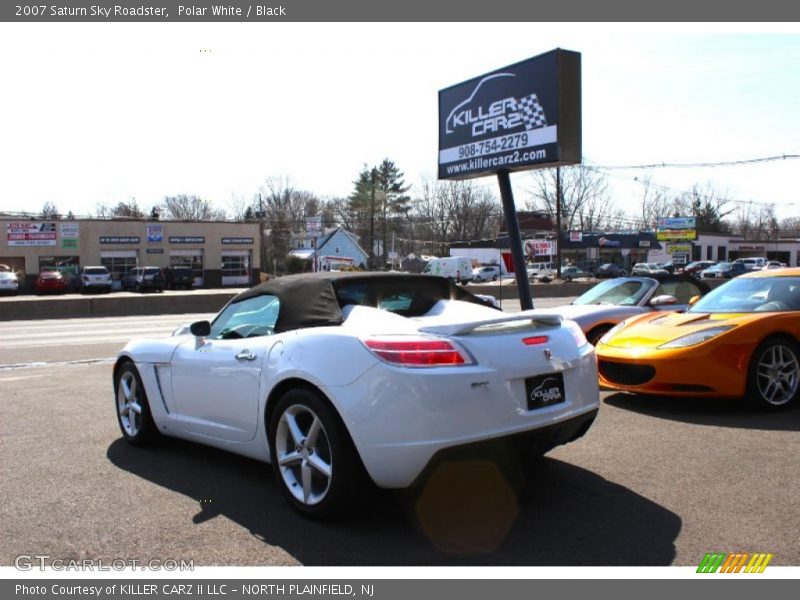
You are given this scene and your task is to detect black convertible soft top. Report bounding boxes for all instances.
[230,272,489,333]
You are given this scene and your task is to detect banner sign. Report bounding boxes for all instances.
[658,216,696,229]
[306,216,323,235]
[657,229,697,241]
[169,236,205,244]
[7,222,57,246]
[147,224,163,242]
[598,236,621,247]
[100,236,140,244]
[524,239,555,257]
[569,231,583,242]
[222,237,254,245]
[438,49,581,180]
[60,222,79,238]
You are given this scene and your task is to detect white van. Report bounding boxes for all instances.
[422,257,474,283]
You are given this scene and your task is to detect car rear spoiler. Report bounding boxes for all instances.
[418,311,563,336]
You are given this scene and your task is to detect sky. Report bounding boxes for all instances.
[1,23,799,222]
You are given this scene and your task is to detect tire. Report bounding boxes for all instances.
[114,362,159,445]
[746,336,800,410]
[587,324,613,347]
[268,388,368,519]
[135,282,141,293]
[492,275,498,281]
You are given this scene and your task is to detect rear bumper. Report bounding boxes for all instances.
[325,347,600,488]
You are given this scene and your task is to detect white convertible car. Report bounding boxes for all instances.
[114,273,599,518]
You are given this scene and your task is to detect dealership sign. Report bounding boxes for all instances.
[7,222,57,247]
[438,49,581,180]
[169,236,205,244]
[658,217,696,230]
[222,237,254,245]
[657,229,697,241]
[147,224,163,243]
[100,236,140,244]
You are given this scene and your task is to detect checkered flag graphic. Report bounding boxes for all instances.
[517,93,547,130]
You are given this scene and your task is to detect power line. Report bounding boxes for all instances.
[588,154,800,170]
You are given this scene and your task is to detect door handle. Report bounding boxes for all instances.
[235,350,257,361]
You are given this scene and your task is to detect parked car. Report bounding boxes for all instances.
[527,262,556,280]
[537,275,709,345]
[121,267,165,292]
[35,270,69,294]
[683,260,717,276]
[596,268,800,410]
[0,271,19,295]
[560,266,592,281]
[733,257,767,271]
[766,261,787,270]
[471,265,500,283]
[164,266,195,290]
[115,273,600,518]
[594,263,627,278]
[631,263,669,277]
[700,262,748,279]
[79,266,112,293]
[422,256,474,283]
[657,262,676,274]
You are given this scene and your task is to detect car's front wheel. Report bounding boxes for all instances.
[747,337,800,410]
[268,388,367,518]
[114,362,159,444]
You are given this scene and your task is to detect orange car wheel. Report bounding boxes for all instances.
[746,336,800,410]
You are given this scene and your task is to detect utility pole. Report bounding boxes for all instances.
[369,169,376,271]
[556,167,562,279]
[497,170,533,310]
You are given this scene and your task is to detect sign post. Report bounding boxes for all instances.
[438,48,581,309]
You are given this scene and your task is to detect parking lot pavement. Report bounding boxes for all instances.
[1,309,798,566]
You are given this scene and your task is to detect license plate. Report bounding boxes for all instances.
[525,372,566,410]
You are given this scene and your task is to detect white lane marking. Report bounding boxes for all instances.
[0,357,116,371]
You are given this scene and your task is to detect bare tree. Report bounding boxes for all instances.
[637,175,677,229]
[161,195,226,221]
[674,183,735,233]
[734,202,778,240]
[95,200,145,219]
[780,216,800,237]
[526,166,611,231]
[40,201,60,219]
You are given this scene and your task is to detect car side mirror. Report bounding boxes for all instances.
[189,321,211,337]
[688,295,700,305]
[650,294,677,306]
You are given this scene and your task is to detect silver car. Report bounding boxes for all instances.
[538,276,709,345]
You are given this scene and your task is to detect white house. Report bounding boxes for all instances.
[288,227,369,270]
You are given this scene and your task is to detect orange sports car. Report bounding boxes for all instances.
[595,268,800,409]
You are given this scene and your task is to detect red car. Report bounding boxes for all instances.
[35,271,69,294]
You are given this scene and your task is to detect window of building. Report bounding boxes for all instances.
[170,250,204,286]
[706,246,713,260]
[221,251,251,285]
[38,256,80,277]
[100,252,138,280]
[718,246,727,261]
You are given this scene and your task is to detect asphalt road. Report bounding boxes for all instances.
[1,305,798,567]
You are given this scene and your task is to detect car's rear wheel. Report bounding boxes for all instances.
[747,337,800,410]
[268,388,367,518]
[115,362,159,445]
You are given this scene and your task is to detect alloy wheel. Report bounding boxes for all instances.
[275,404,333,505]
[117,371,142,436]
[756,343,800,406]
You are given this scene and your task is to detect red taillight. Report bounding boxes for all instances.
[364,338,470,367]
[522,335,549,345]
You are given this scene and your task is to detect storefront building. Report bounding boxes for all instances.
[1,218,261,290]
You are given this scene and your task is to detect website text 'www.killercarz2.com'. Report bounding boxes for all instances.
[445,148,547,174]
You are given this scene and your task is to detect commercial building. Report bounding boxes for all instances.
[1,218,261,290]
